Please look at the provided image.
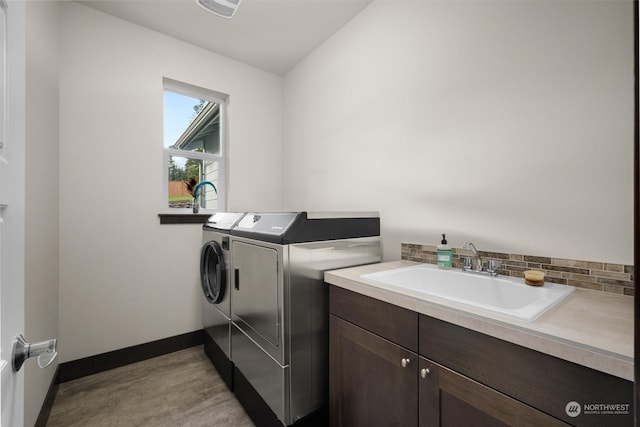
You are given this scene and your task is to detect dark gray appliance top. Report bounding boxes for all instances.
[202,212,245,233]
[230,212,380,244]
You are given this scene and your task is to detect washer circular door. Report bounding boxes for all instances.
[200,241,226,304]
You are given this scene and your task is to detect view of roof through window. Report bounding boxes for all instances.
[164,91,218,151]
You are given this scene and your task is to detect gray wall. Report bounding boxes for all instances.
[58,2,283,363]
[25,2,59,426]
[283,1,634,265]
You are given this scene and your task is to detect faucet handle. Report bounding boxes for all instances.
[487,260,502,275]
[462,256,473,271]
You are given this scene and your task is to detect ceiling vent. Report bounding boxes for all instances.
[196,0,242,19]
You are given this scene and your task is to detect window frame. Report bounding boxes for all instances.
[162,78,227,214]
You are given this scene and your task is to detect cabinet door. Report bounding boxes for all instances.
[330,315,417,427]
[418,357,570,427]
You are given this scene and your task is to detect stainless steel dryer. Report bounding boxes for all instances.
[200,211,244,389]
[229,212,381,426]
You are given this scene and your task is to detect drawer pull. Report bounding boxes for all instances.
[401,358,411,368]
[420,368,431,378]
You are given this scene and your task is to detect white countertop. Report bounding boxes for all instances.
[325,260,634,381]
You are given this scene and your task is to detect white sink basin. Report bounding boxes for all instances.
[360,263,575,322]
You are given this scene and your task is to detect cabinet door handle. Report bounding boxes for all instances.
[401,358,411,368]
[420,368,431,378]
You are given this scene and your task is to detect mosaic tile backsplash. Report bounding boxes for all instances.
[401,243,634,296]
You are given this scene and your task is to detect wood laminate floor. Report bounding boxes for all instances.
[47,346,255,427]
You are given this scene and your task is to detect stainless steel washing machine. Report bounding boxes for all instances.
[200,212,244,389]
[229,212,381,426]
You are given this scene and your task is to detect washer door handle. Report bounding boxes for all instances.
[234,268,240,291]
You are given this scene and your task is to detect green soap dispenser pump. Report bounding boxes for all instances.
[437,234,452,269]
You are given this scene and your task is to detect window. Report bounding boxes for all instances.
[163,79,226,213]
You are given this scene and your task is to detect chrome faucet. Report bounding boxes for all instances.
[462,241,482,271]
[462,241,501,277]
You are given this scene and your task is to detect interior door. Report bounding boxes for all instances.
[0,1,25,425]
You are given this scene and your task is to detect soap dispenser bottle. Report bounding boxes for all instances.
[437,234,452,269]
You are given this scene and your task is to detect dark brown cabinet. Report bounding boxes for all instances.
[329,315,417,427]
[329,314,569,427]
[418,357,569,427]
[329,285,633,427]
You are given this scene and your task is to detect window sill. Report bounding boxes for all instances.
[158,213,212,225]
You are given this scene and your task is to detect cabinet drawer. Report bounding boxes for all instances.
[329,285,418,352]
[419,315,633,427]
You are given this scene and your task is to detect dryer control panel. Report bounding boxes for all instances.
[235,212,298,236]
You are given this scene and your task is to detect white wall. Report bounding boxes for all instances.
[24,2,59,425]
[59,2,283,362]
[283,0,634,265]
